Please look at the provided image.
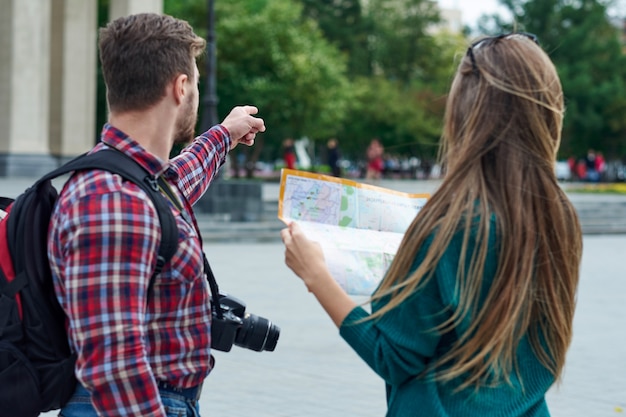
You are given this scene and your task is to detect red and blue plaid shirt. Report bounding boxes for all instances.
[48,123,230,416]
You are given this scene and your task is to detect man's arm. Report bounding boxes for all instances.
[171,105,265,205]
[172,124,230,205]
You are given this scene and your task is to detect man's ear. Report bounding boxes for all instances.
[172,73,189,105]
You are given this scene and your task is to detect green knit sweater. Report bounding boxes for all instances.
[339,224,554,416]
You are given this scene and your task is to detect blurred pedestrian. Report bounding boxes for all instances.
[365,138,384,180]
[327,138,341,177]
[585,149,599,182]
[567,156,576,180]
[576,158,587,181]
[283,138,297,170]
[595,151,606,181]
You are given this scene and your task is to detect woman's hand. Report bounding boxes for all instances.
[281,222,357,327]
[280,222,330,292]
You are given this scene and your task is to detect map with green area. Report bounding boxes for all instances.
[279,170,429,295]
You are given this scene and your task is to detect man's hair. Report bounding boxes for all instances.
[99,13,206,113]
[370,35,582,390]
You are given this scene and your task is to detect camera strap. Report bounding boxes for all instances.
[203,253,224,320]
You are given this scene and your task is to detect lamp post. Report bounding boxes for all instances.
[201,0,218,132]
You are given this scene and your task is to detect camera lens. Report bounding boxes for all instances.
[235,313,280,352]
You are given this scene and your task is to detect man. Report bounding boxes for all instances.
[326,138,341,177]
[48,13,265,417]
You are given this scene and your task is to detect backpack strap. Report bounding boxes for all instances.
[41,150,178,277]
[0,197,13,211]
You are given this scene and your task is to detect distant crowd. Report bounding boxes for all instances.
[280,137,440,181]
[568,149,605,182]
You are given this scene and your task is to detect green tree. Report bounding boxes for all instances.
[99,0,466,172]
[366,0,440,86]
[336,31,465,161]
[214,0,352,174]
[164,0,207,33]
[494,0,626,158]
[300,0,373,76]
[299,0,460,163]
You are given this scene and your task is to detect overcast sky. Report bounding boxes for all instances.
[439,0,626,27]
[438,0,511,26]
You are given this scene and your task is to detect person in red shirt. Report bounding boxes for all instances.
[365,138,384,180]
[48,13,265,417]
[595,151,606,181]
[283,138,297,169]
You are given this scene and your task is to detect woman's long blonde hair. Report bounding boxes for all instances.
[371,34,582,390]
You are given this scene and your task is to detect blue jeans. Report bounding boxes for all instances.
[58,383,201,417]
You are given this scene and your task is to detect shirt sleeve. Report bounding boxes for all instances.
[339,222,497,388]
[170,125,231,206]
[57,188,167,417]
[339,275,445,386]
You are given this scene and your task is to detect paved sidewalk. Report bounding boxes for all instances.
[202,237,626,417]
[40,236,626,416]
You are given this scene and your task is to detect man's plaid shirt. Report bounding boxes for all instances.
[48,123,230,416]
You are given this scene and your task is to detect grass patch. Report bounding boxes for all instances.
[568,183,626,194]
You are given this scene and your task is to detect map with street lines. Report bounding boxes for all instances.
[279,169,429,295]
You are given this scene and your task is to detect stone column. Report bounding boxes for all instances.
[0,0,54,176]
[49,0,98,161]
[109,0,164,21]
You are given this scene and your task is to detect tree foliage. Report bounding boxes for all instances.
[98,0,626,169]
[490,0,626,158]
[215,0,351,143]
[335,31,465,160]
[300,0,372,76]
[300,0,454,160]
[366,0,440,86]
[163,0,452,165]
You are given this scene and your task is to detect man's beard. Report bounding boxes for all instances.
[173,95,198,146]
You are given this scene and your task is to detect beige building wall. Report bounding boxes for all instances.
[50,0,98,158]
[110,0,164,21]
[0,0,163,176]
[439,8,463,34]
[0,0,55,175]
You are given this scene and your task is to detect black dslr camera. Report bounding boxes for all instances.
[210,293,280,352]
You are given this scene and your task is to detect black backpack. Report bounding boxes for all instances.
[0,149,178,417]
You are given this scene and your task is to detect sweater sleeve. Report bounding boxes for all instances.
[339,219,499,389]
[339,274,445,386]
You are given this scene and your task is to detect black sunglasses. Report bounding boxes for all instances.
[466,32,539,75]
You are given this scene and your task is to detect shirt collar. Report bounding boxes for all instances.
[98,123,178,180]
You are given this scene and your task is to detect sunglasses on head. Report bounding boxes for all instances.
[466,32,539,75]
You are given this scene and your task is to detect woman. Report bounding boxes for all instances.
[283,138,297,170]
[281,33,582,416]
[365,138,385,180]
